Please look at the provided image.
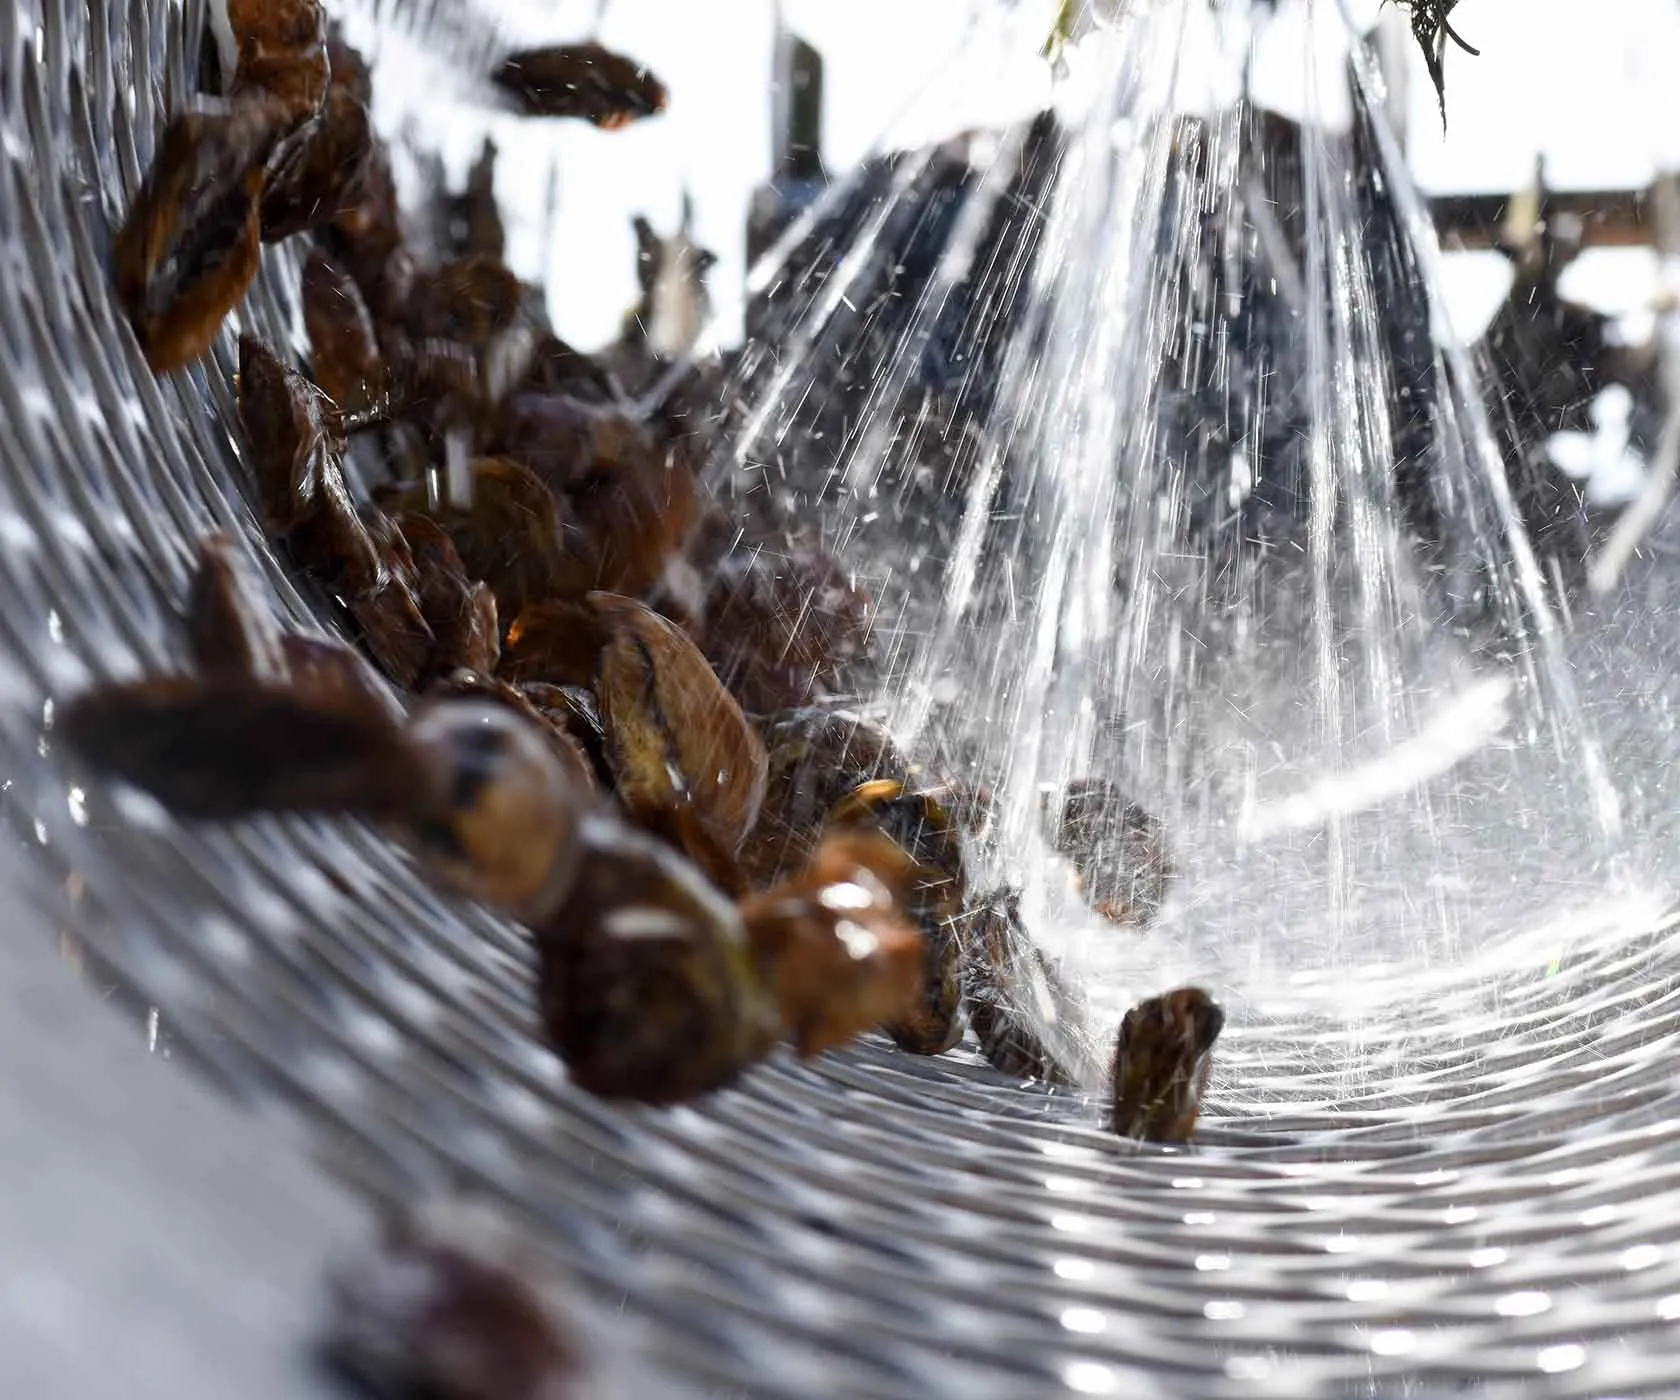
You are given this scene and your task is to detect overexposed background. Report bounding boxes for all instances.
[386,1,1680,354]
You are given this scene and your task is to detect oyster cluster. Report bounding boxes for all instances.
[75,1,1223,1146]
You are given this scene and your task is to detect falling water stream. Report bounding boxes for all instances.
[714,0,1672,1084]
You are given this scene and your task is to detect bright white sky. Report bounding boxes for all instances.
[408,1,1680,351]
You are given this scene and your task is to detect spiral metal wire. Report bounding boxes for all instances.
[7,1,1680,1396]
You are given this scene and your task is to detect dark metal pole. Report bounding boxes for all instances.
[747,13,829,272]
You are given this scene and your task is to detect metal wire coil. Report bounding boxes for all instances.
[6,2,1680,1396]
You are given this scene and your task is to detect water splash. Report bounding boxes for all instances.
[712,0,1672,1083]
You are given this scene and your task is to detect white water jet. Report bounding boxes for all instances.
[698,0,1676,1085]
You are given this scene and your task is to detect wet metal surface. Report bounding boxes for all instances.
[4,2,1680,1397]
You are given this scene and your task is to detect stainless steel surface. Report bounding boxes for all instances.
[0,902,362,1400]
[5,2,1680,1398]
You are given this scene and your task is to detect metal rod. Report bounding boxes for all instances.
[1430,188,1653,251]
